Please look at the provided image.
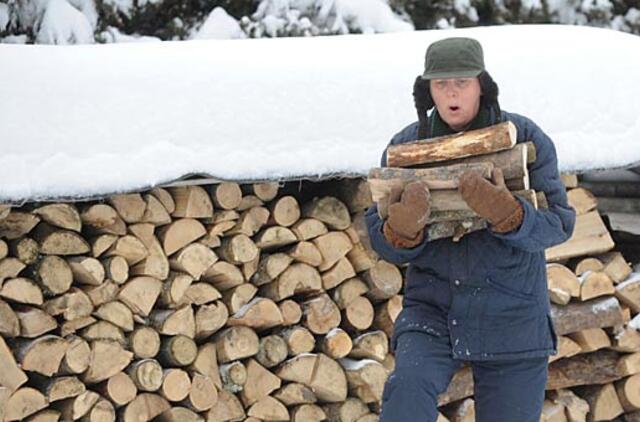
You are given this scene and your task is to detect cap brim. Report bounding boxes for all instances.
[421,69,482,80]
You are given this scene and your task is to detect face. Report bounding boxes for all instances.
[429,77,482,131]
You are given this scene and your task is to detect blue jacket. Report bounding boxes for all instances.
[365,110,576,361]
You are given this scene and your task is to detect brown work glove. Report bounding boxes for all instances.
[382,181,431,247]
[458,168,524,233]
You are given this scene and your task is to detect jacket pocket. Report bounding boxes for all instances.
[485,275,537,302]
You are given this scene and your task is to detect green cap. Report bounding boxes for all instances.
[422,37,485,80]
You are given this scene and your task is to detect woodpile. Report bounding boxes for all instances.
[0,122,638,421]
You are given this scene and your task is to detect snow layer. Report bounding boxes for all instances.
[1,25,640,202]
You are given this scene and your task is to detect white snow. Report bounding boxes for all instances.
[338,357,380,370]
[192,7,247,40]
[629,313,640,331]
[617,272,640,290]
[1,25,640,201]
[232,297,264,318]
[591,296,620,313]
[35,0,94,44]
[0,3,9,32]
[98,26,162,43]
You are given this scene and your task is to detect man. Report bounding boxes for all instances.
[365,37,576,421]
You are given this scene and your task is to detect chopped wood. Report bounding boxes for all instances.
[155,407,202,422]
[157,218,206,256]
[81,321,126,344]
[273,383,317,406]
[598,251,633,284]
[105,235,148,266]
[9,237,39,264]
[40,376,85,402]
[90,234,118,258]
[302,196,351,232]
[0,298,20,337]
[332,277,369,310]
[4,387,48,421]
[158,335,198,367]
[44,287,93,321]
[220,361,247,393]
[254,226,298,250]
[279,299,302,326]
[184,373,217,412]
[227,206,269,237]
[301,293,342,335]
[322,397,370,422]
[169,243,218,279]
[546,211,615,262]
[107,193,146,224]
[195,301,228,340]
[129,326,161,359]
[215,326,260,363]
[247,396,289,421]
[168,186,214,218]
[550,297,623,335]
[547,263,581,303]
[561,173,579,188]
[60,336,91,375]
[373,295,403,340]
[255,334,288,368]
[386,121,517,167]
[237,195,264,211]
[181,282,221,306]
[33,223,90,255]
[288,241,322,267]
[321,328,353,360]
[14,335,68,376]
[150,305,196,338]
[615,274,640,312]
[34,255,73,296]
[277,325,315,356]
[160,368,192,402]
[82,340,134,384]
[217,234,258,265]
[141,193,172,225]
[291,218,328,241]
[0,336,28,392]
[547,388,589,422]
[549,336,582,363]
[118,276,162,316]
[615,373,640,412]
[339,358,387,403]
[577,383,623,421]
[251,253,293,286]
[205,389,246,422]
[80,397,115,422]
[15,306,56,338]
[579,271,615,301]
[159,272,193,307]
[127,358,163,392]
[349,331,388,362]
[362,260,403,302]
[128,224,170,280]
[67,256,105,286]
[573,257,605,276]
[567,187,599,215]
[121,393,170,422]
[94,301,133,332]
[221,283,257,314]
[211,182,242,210]
[0,211,40,240]
[322,256,356,290]
[33,203,82,232]
[610,325,640,352]
[547,350,623,390]
[260,263,322,302]
[290,403,326,422]
[342,296,374,332]
[313,231,353,271]
[567,327,611,353]
[150,187,176,214]
[189,343,222,389]
[277,353,348,402]
[268,196,300,228]
[97,372,137,408]
[84,280,119,307]
[239,358,282,407]
[228,297,283,331]
[80,204,121,232]
[617,352,640,377]
[0,257,26,284]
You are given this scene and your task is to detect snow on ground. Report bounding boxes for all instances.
[1,24,640,202]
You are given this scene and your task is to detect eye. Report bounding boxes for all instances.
[455,79,470,89]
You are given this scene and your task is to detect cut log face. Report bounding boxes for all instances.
[0,257,26,284]
[0,336,28,392]
[254,226,298,250]
[60,335,91,375]
[567,327,611,353]
[546,211,615,262]
[616,373,640,412]
[215,326,260,363]
[0,211,40,240]
[301,293,342,335]
[322,257,356,290]
[222,283,257,314]
[206,389,246,422]
[279,299,302,326]
[255,334,288,369]
[251,253,293,287]
[118,276,162,316]
[274,383,317,407]
[616,274,640,313]
[105,235,148,266]
[33,203,82,232]
[195,301,228,340]
[321,328,353,360]
[578,383,624,421]
[567,187,598,215]
[95,301,134,331]
[0,298,20,337]
[168,186,214,219]
[128,359,164,392]
[291,218,329,241]
[549,336,581,363]
[99,372,137,408]
[129,326,161,359]
[141,193,172,225]
[186,373,218,412]
[203,261,245,291]
[82,340,134,384]
[362,260,403,302]
[547,389,589,422]
[228,297,284,331]
[15,306,57,338]
[15,335,68,376]
[151,305,196,338]
[108,193,147,224]
[302,197,351,231]
[313,231,353,271]
[9,237,39,265]
[169,243,218,279]
[158,218,207,256]
[269,196,301,227]
[33,223,91,255]
[373,295,403,339]
[247,396,290,421]
[598,251,633,284]
[217,234,259,265]
[121,393,170,422]
[219,360,247,393]
[547,263,581,301]
[1,277,44,305]
[579,271,615,301]
[278,325,316,356]
[42,376,85,402]
[4,387,48,421]
[239,358,282,407]
[339,358,388,403]
[277,353,348,402]
[211,182,242,210]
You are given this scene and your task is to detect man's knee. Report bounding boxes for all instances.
[379,368,442,422]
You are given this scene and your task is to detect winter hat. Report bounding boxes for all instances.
[422,37,485,80]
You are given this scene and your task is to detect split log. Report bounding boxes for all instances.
[302,197,351,231]
[128,223,170,280]
[268,196,300,227]
[0,257,26,284]
[222,283,257,314]
[168,186,213,219]
[547,263,581,305]
[159,272,193,307]
[0,336,28,392]
[567,187,598,215]
[251,253,293,286]
[118,276,162,317]
[276,353,348,402]
[247,396,289,421]
[82,340,134,384]
[4,387,48,421]
[313,231,353,271]
[577,383,623,421]
[158,335,198,367]
[205,389,246,422]
[547,349,623,390]
[290,403,326,422]
[228,206,269,237]
[373,295,403,340]
[546,211,615,262]
[573,257,604,276]
[322,257,356,290]
[301,293,342,335]
[322,398,370,422]
[288,241,322,268]
[610,325,640,352]
[598,251,633,284]
[105,235,148,266]
[129,326,161,359]
[90,234,118,258]
[547,389,589,422]
[150,187,176,214]
[157,218,206,256]
[121,393,170,422]
[95,301,134,331]
[567,327,611,353]
[244,182,279,202]
[346,242,376,273]
[189,343,222,389]
[240,358,282,407]
[215,326,260,363]
[25,409,62,422]
[181,282,221,306]
[33,223,90,255]
[81,205,121,234]
[108,193,146,223]
[15,306,56,338]
[194,301,228,339]
[155,407,202,422]
[579,271,615,301]
[561,173,579,188]
[81,321,125,344]
[260,263,322,301]
[150,305,195,338]
[549,336,581,363]
[349,331,388,362]
[80,398,115,422]
[1,277,43,305]
[386,121,517,167]
[332,277,369,310]
[59,316,95,338]
[273,383,317,406]
[44,287,93,320]
[169,243,217,279]
[217,235,258,265]
[0,298,20,337]
[141,193,172,225]
[228,297,283,331]
[615,373,640,412]
[254,226,298,250]
[57,390,99,420]
[291,218,328,241]
[101,256,129,284]
[615,273,640,312]
[84,280,119,307]
[15,335,68,376]
[339,358,388,403]
[202,261,245,291]
[40,376,85,402]
[184,373,217,412]
[32,203,81,232]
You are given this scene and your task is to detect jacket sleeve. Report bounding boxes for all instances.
[491,114,576,252]
[364,122,431,265]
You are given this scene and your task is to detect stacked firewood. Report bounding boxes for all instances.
[0,181,394,422]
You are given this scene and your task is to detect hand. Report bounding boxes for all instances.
[386,181,431,239]
[458,168,524,233]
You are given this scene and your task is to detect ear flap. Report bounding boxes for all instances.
[479,71,502,122]
[413,76,433,140]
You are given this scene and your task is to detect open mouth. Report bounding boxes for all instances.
[449,106,460,112]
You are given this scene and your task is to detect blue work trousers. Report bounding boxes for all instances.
[379,331,548,422]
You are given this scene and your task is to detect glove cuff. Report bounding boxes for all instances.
[383,221,425,248]
[491,201,524,233]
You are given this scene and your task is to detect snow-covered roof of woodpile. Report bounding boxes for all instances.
[1,24,640,202]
